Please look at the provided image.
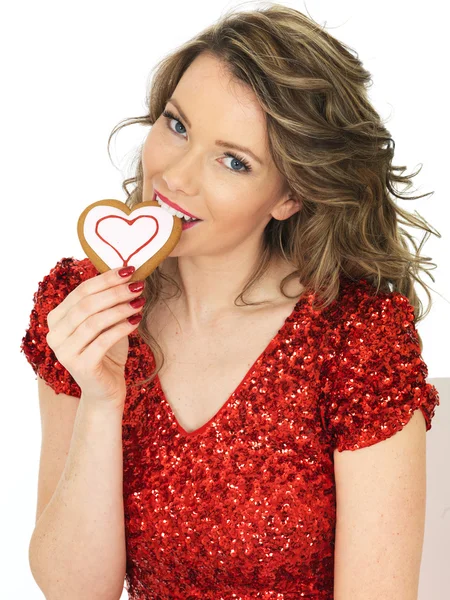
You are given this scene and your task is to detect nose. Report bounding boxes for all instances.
[161,148,200,194]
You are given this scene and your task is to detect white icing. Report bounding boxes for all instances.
[83,204,177,270]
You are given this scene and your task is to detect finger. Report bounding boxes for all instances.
[56,293,143,358]
[48,266,135,325]
[79,313,141,368]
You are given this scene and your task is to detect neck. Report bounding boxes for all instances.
[159,254,298,330]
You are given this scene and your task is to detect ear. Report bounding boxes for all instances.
[270,192,302,222]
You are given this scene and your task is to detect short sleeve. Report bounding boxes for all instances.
[320,288,440,452]
[20,257,98,397]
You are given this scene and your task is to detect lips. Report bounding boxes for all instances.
[153,190,201,221]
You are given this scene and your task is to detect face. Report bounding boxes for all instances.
[141,52,300,259]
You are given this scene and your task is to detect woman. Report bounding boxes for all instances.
[22,4,440,599]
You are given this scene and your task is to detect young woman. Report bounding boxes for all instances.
[22,4,440,599]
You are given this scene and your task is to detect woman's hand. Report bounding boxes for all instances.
[45,266,145,410]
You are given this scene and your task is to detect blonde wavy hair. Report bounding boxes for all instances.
[107,2,440,389]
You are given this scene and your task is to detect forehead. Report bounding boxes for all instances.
[172,53,268,146]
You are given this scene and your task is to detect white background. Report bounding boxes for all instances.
[2,1,448,598]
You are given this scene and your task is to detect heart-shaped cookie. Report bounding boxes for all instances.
[77,199,182,281]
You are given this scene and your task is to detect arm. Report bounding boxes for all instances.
[333,408,426,600]
[29,388,126,600]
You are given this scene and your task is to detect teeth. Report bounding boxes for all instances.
[156,194,195,221]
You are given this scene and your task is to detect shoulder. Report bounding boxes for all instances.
[33,256,99,302]
[22,255,100,347]
[319,276,414,346]
[336,278,419,363]
[318,276,439,452]
[27,256,101,326]
[20,257,100,393]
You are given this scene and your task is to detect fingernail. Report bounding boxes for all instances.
[129,296,146,309]
[119,266,135,278]
[129,281,145,293]
[128,313,143,325]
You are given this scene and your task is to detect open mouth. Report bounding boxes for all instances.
[153,192,201,223]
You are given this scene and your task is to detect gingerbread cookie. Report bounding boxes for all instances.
[77,199,182,282]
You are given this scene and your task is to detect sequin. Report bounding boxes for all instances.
[20,257,440,599]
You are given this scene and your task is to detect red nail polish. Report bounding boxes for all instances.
[128,281,145,293]
[119,266,135,278]
[128,313,143,325]
[129,296,146,309]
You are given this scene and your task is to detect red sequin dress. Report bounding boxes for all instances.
[21,257,440,600]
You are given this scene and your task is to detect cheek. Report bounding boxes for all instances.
[213,194,264,226]
[142,125,169,170]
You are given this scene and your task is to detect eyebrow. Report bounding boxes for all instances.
[166,97,264,166]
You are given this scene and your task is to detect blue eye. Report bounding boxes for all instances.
[222,152,252,173]
[162,109,252,174]
[163,109,187,136]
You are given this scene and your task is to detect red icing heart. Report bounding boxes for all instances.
[95,213,160,266]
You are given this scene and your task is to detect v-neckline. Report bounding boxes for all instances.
[142,290,312,438]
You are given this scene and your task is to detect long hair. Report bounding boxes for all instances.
[107,2,440,389]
